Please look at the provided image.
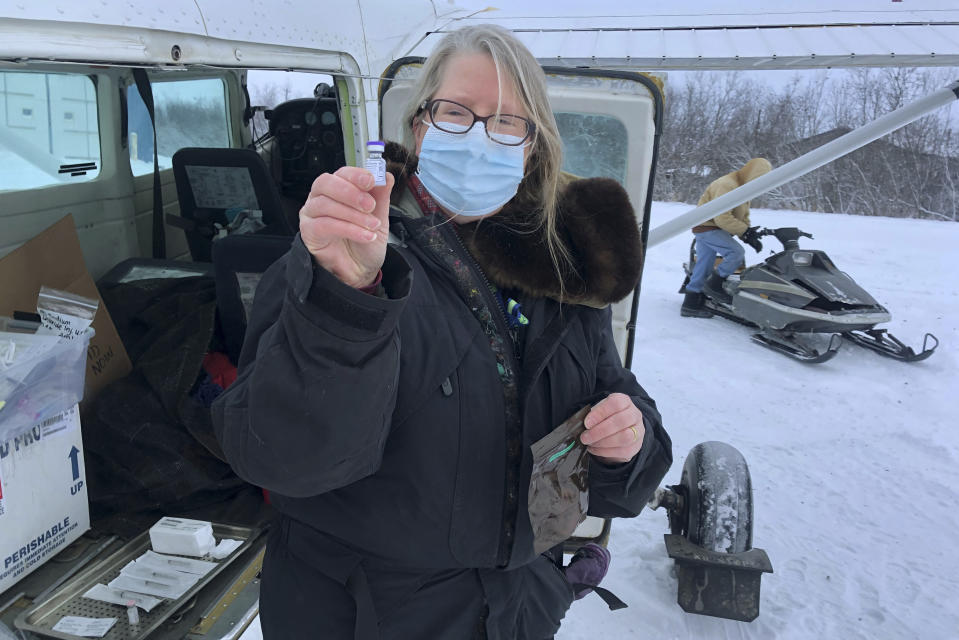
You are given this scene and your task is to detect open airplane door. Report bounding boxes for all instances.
[378,60,664,547]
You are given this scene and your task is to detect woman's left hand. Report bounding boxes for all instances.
[581,393,645,464]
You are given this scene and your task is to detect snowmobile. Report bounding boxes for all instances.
[680,227,939,363]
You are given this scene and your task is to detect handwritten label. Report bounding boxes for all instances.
[87,343,115,377]
[38,311,87,340]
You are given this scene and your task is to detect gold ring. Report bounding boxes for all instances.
[628,425,639,442]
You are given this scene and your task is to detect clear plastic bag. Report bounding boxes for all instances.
[0,329,62,371]
[35,286,98,340]
[0,328,92,442]
[528,404,592,554]
[0,286,97,441]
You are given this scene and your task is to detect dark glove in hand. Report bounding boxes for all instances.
[742,226,763,253]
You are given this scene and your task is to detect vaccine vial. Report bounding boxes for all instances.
[365,140,387,186]
[126,601,140,625]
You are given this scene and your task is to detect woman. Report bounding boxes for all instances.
[213,24,671,639]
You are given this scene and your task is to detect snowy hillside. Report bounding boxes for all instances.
[558,203,959,639]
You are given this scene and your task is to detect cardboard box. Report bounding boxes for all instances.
[0,405,89,594]
[0,215,132,402]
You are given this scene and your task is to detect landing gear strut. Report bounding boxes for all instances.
[650,442,773,622]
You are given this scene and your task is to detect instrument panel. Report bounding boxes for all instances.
[267,96,345,200]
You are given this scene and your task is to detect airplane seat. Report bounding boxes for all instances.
[279,192,305,231]
[379,77,416,145]
[258,137,304,224]
[97,258,213,288]
[211,233,294,365]
[171,147,297,262]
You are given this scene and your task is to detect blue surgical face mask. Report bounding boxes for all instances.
[416,122,527,217]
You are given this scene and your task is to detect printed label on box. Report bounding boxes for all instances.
[0,405,89,593]
[39,410,73,438]
[0,463,5,517]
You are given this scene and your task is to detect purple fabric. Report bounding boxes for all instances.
[564,543,611,600]
[192,371,225,407]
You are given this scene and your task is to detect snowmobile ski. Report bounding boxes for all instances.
[750,331,842,364]
[842,329,938,362]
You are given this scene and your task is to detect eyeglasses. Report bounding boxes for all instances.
[420,99,535,146]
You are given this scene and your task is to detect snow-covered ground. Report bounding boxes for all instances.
[558,203,959,640]
[234,203,957,640]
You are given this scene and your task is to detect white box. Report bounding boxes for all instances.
[149,517,216,557]
[0,405,90,593]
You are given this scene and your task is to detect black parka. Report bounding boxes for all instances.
[213,160,672,639]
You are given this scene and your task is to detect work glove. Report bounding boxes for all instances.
[741,226,763,253]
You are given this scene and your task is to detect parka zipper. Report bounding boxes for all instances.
[435,220,524,568]
[397,212,525,568]
[440,223,520,354]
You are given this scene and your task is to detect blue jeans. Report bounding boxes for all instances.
[687,229,745,293]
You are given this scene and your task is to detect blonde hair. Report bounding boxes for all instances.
[401,24,572,289]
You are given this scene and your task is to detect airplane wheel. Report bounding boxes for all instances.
[680,441,753,553]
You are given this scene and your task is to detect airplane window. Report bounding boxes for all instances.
[244,71,344,201]
[127,77,231,176]
[0,71,101,192]
[246,70,333,141]
[555,112,628,185]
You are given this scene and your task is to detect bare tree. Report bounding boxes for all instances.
[247,80,295,141]
[654,67,959,222]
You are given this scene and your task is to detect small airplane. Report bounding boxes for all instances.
[1,2,956,636]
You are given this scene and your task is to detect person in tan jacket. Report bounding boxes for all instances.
[681,157,772,317]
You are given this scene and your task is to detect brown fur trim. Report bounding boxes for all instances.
[551,177,644,305]
[384,143,642,306]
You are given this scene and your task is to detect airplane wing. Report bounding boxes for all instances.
[4,2,956,77]
[404,0,959,70]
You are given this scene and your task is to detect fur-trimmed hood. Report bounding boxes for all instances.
[383,142,643,308]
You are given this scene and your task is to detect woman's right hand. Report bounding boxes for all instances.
[299,166,395,288]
